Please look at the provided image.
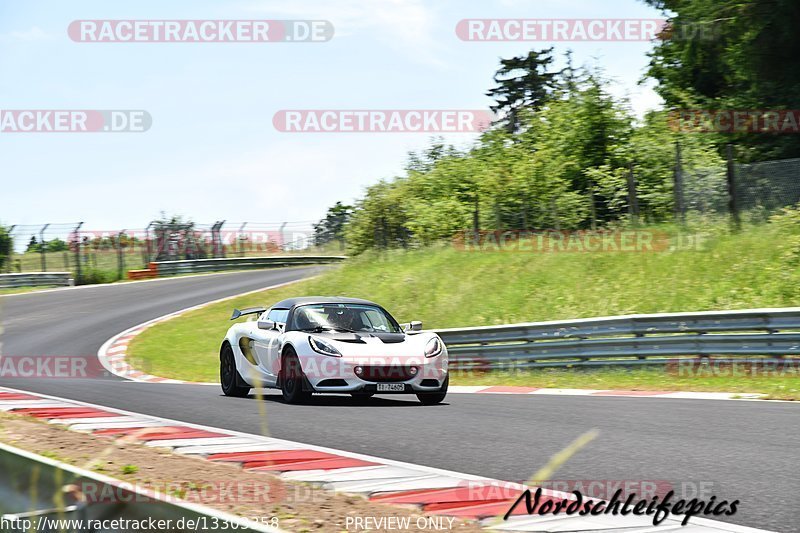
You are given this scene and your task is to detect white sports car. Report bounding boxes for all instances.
[220,297,449,404]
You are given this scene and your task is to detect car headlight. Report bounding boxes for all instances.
[424,337,442,358]
[309,336,342,357]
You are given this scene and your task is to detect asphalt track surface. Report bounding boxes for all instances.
[0,268,796,532]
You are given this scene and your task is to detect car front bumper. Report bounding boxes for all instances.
[299,353,448,393]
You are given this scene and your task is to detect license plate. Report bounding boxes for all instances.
[377,383,405,392]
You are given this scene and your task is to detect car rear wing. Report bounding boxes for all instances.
[230,307,267,320]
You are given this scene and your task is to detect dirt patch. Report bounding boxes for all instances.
[0,413,488,532]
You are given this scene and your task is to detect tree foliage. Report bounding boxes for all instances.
[313,201,353,248]
[644,0,800,159]
[486,48,560,133]
[0,226,12,270]
[342,61,723,254]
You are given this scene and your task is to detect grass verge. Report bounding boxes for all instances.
[0,285,60,296]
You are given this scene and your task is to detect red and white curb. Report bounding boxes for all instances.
[0,386,774,532]
[447,386,766,401]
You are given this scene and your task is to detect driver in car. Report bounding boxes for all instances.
[326,308,360,331]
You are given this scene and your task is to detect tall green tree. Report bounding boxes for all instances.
[486,48,559,133]
[313,201,353,248]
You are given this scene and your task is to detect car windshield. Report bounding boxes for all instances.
[291,304,402,334]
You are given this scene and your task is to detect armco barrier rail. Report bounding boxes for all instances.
[151,256,346,277]
[0,442,282,533]
[0,272,72,288]
[434,308,800,369]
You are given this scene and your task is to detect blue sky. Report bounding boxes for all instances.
[1,0,664,231]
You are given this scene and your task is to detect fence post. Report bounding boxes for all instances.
[278,222,287,252]
[726,144,741,231]
[673,142,685,224]
[144,222,152,264]
[117,230,125,280]
[626,161,640,225]
[73,222,83,284]
[39,223,49,272]
[238,222,247,257]
[6,225,15,273]
[218,220,226,257]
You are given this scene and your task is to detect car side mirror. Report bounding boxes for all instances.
[258,319,277,330]
[403,320,423,332]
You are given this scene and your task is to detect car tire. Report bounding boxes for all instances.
[416,374,448,405]
[281,348,312,404]
[220,343,251,398]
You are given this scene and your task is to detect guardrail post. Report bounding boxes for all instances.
[635,332,645,359]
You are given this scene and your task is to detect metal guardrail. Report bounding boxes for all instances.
[0,443,283,533]
[153,256,346,277]
[434,308,800,368]
[0,272,73,288]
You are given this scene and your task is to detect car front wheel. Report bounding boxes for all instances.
[281,348,312,404]
[416,374,448,405]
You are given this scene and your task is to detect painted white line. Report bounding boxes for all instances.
[174,443,301,455]
[281,465,422,483]
[0,400,73,410]
[145,437,260,448]
[529,388,606,396]
[327,475,465,494]
[448,385,491,393]
[70,421,172,431]
[48,416,147,425]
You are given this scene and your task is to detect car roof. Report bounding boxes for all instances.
[271,296,380,310]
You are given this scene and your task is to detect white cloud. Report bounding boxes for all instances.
[2,26,53,42]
